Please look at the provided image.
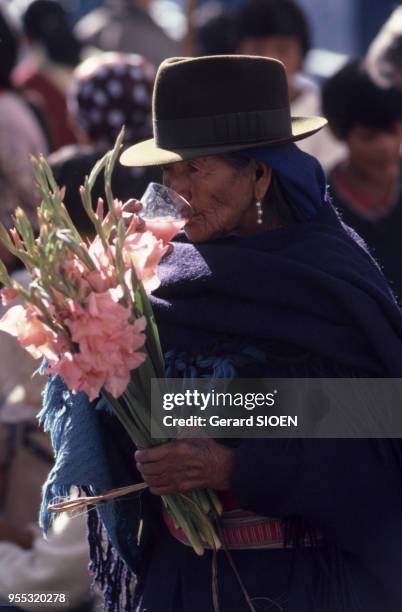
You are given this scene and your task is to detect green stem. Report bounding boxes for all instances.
[164,495,205,556]
[102,390,149,448]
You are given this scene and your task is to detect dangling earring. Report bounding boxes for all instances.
[256,200,263,225]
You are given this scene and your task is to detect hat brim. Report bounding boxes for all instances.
[120,116,327,167]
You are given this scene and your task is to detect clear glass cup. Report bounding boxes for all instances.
[140,182,192,243]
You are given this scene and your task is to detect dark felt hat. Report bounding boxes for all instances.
[120,55,327,167]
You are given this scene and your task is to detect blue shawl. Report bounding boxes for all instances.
[243,143,328,219]
[38,145,402,611]
[152,202,402,375]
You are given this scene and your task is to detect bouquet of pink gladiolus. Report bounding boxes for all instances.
[0,129,222,555]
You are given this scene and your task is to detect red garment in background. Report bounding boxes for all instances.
[13,63,77,152]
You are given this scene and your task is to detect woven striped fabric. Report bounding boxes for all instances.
[163,508,318,550]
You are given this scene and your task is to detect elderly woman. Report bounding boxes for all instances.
[40,56,402,612]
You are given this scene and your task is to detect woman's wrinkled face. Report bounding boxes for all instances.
[346,122,402,184]
[161,156,271,242]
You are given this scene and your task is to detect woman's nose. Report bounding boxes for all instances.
[169,179,192,204]
[162,163,192,203]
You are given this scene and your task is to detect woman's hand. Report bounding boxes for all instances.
[105,198,145,232]
[135,438,234,496]
[120,198,145,228]
[109,198,174,254]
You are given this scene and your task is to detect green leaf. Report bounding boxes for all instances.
[87,153,109,191]
[55,229,95,270]
[0,224,17,253]
[0,259,11,286]
[13,208,36,255]
[39,155,59,193]
[104,127,125,223]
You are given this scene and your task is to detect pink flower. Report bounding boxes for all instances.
[101,199,125,227]
[87,237,116,293]
[50,352,108,399]
[112,199,125,218]
[59,252,92,298]
[96,197,104,221]
[0,286,20,306]
[86,217,167,296]
[0,304,67,362]
[0,304,24,337]
[48,290,147,400]
[123,230,168,293]
[88,235,109,263]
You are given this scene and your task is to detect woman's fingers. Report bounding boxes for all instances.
[131,215,145,231]
[149,480,200,496]
[106,199,145,240]
[121,198,143,213]
[135,441,180,464]
[121,199,144,231]
[135,441,211,495]
[136,461,168,477]
[137,462,200,494]
[135,439,235,495]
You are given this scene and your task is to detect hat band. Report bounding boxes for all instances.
[154,108,292,149]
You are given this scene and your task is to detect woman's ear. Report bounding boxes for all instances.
[253,161,272,201]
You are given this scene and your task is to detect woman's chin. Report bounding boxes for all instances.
[184,229,206,243]
[184,220,210,243]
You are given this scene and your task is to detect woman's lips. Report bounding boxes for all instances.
[185,212,201,225]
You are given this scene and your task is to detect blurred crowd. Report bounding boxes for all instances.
[0,0,402,610]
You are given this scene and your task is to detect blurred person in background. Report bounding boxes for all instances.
[192,1,238,56]
[323,60,402,301]
[74,0,178,68]
[0,361,93,612]
[0,205,100,612]
[48,52,160,212]
[0,328,96,612]
[0,8,47,271]
[0,269,51,533]
[365,6,402,90]
[236,0,345,169]
[13,0,83,151]
[197,0,246,10]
